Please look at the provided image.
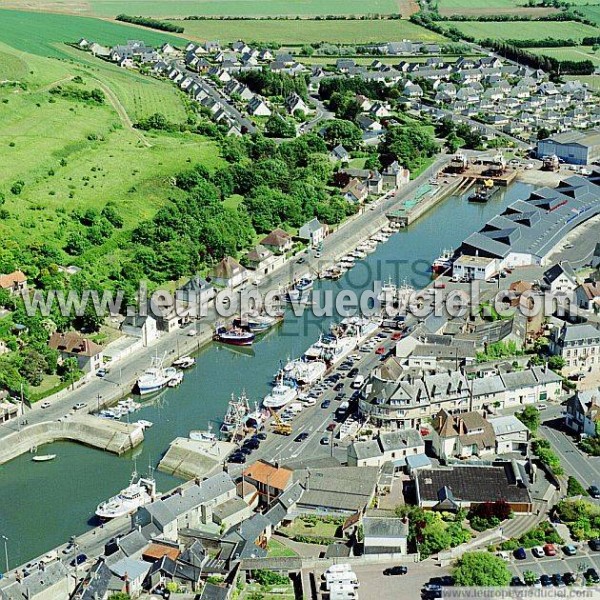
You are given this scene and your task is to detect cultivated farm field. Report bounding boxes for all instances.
[438,0,559,17]
[0,9,186,59]
[1,0,401,17]
[443,20,600,43]
[529,46,600,66]
[169,18,448,44]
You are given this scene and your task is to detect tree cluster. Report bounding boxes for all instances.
[115,14,184,33]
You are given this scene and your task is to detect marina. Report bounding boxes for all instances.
[0,181,533,567]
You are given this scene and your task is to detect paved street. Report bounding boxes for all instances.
[540,418,600,491]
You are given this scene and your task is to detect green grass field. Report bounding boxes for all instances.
[171,18,447,44]
[529,46,600,66]
[575,4,600,26]
[443,20,600,42]
[0,38,221,273]
[0,9,186,59]
[568,74,600,90]
[3,0,401,17]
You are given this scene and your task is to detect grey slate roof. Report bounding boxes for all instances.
[363,516,409,539]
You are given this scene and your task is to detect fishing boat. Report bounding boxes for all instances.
[262,372,297,409]
[32,454,56,462]
[283,358,327,385]
[137,354,178,396]
[285,289,312,305]
[213,325,255,346]
[233,311,284,333]
[339,316,380,344]
[134,420,153,429]
[351,249,367,260]
[304,331,357,367]
[173,356,196,369]
[295,276,314,293]
[431,249,453,275]
[221,391,250,434]
[245,402,266,431]
[190,424,217,442]
[167,371,184,387]
[95,470,156,520]
[468,179,499,203]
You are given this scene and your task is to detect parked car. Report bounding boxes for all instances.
[590,538,600,551]
[532,546,545,558]
[321,400,331,409]
[543,544,556,556]
[563,544,577,556]
[334,383,344,391]
[586,568,600,583]
[294,432,309,442]
[41,401,51,409]
[496,551,510,561]
[384,566,408,576]
[510,576,524,587]
[348,368,359,378]
[514,547,526,560]
[563,572,576,586]
[552,573,566,588]
[320,436,330,446]
[326,422,336,432]
[255,432,267,441]
[540,574,552,587]
[375,346,386,355]
[73,403,87,411]
[228,453,246,464]
[71,553,88,567]
[96,368,108,377]
[589,485,600,499]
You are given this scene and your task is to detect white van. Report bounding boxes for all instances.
[323,564,352,578]
[351,375,365,389]
[325,572,359,591]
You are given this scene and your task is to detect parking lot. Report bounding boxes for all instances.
[508,544,600,583]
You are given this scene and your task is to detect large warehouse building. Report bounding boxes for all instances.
[537,129,600,165]
[457,171,600,270]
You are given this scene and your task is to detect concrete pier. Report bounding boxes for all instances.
[0,415,144,464]
[158,437,235,480]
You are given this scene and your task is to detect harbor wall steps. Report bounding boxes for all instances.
[0,415,144,464]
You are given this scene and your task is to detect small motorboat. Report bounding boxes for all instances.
[32,454,56,462]
[134,420,153,429]
[173,356,196,369]
[168,371,184,387]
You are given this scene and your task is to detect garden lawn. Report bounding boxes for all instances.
[172,18,448,44]
[266,539,299,558]
[443,20,600,43]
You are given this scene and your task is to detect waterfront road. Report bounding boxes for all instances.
[0,155,448,446]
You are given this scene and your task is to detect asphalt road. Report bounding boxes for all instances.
[539,417,600,492]
[227,330,399,475]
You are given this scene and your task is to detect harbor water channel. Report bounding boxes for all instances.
[0,181,534,567]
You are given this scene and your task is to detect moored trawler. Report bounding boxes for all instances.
[431,249,454,275]
[221,391,250,435]
[136,354,178,396]
[95,471,156,520]
[233,311,284,333]
[283,358,327,385]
